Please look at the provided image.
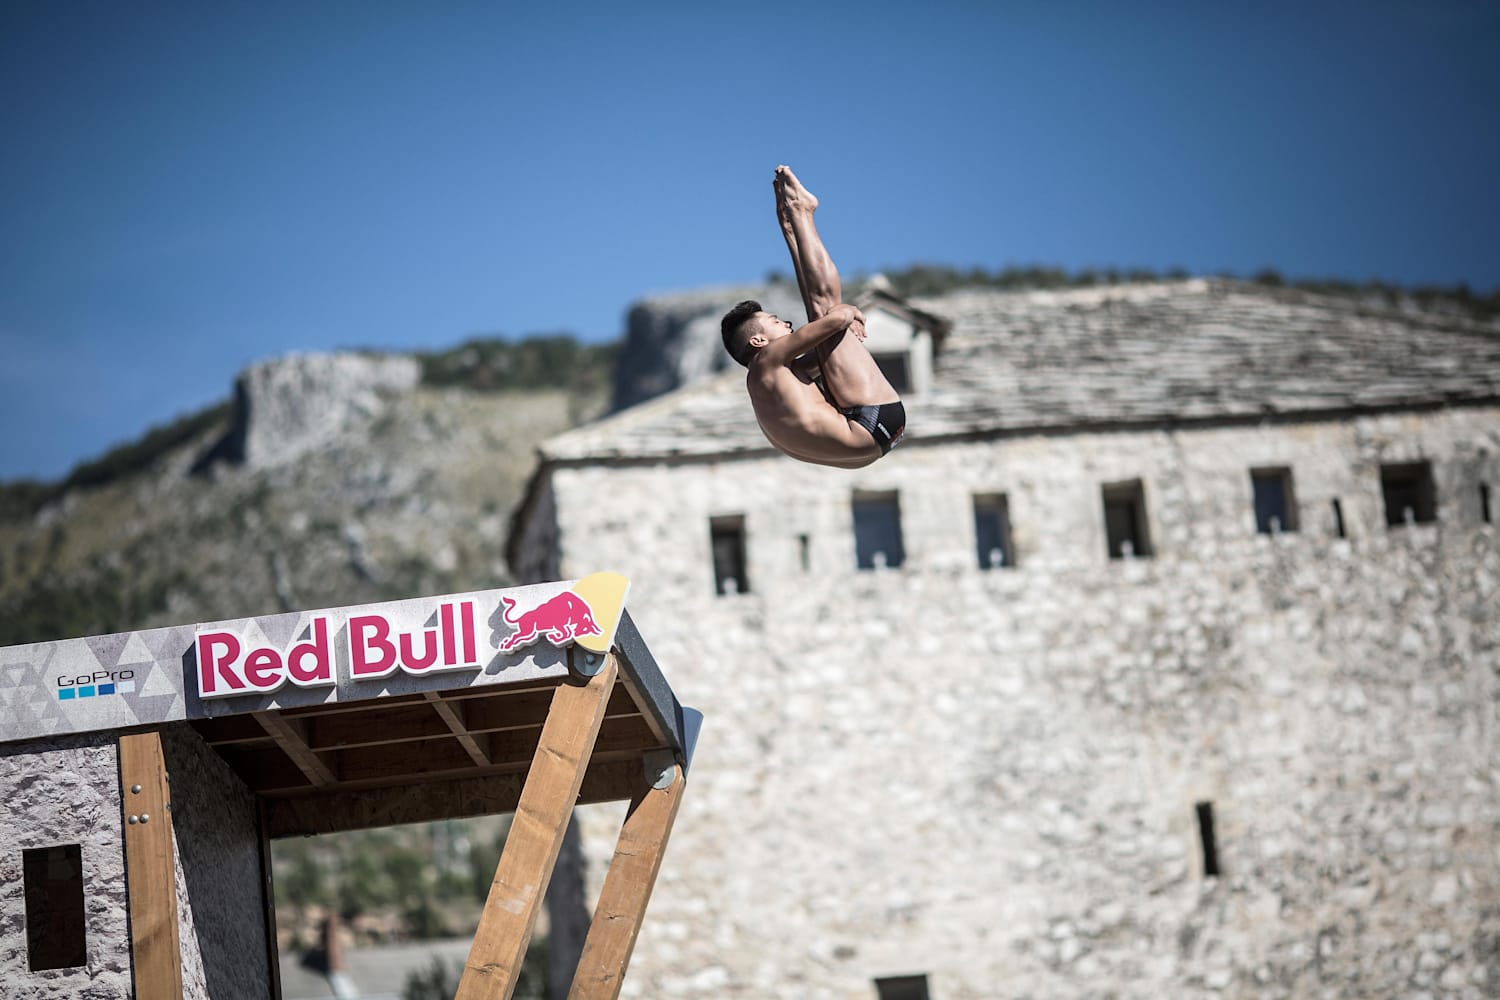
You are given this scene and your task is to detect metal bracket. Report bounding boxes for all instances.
[643,749,677,791]
[569,645,606,678]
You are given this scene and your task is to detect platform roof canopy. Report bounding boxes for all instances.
[0,573,694,838]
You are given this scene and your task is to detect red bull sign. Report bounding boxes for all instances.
[0,572,632,742]
[192,572,630,702]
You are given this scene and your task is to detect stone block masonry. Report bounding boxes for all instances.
[0,726,273,999]
[533,405,1500,999]
[0,733,132,1000]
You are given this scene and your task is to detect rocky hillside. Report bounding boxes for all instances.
[0,332,611,961]
[0,338,612,648]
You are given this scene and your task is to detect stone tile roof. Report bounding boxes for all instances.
[540,280,1500,463]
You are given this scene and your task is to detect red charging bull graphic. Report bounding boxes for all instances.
[498,591,602,652]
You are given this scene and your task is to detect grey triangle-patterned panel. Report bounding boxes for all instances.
[143,624,196,665]
[17,645,70,736]
[6,629,186,743]
[84,632,130,671]
[255,611,303,651]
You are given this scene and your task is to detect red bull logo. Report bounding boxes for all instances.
[498,591,601,652]
[188,579,622,702]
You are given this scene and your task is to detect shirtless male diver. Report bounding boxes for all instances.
[720,166,905,469]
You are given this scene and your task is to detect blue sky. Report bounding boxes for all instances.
[3,1,1497,482]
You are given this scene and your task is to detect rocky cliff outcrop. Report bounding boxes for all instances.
[228,353,422,470]
[610,284,806,411]
[0,351,604,647]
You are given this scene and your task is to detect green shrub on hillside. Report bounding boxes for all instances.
[0,564,184,646]
[0,481,51,523]
[0,401,232,523]
[418,334,616,396]
[63,401,233,493]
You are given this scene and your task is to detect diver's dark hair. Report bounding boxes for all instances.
[720,299,763,367]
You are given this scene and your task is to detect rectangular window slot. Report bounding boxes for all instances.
[1250,467,1297,533]
[853,492,905,570]
[1102,479,1152,559]
[1381,461,1436,526]
[871,352,912,394]
[875,974,931,1000]
[24,843,87,970]
[1331,498,1347,539]
[710,515,749,595]
[973,493,1014,568]
[1195,801,1220,878]
[797,533,811,572]
[1482,482,1492,525]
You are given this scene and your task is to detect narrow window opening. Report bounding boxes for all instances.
[853,492,905,570]
[1331,498,1347,539]
[973,493,1014,568]
[797,533,811,572]
[875,974,931,1000]
[24,843,87,970]
[1481,482,1492,525]
[1250,467,1298,534]
[1381,461,1436,526]
[1102,479,1152,559]
[710,516,749,595]
[871,353,912,394]
[1195,801,1220,878]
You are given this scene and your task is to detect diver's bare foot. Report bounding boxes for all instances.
[774,172,796,234]
[775,165,818,217]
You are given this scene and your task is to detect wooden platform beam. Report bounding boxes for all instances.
[566,760,686,1000]
[456,657,619,1000]
[423,690,492,767]
[262,756,654,838]
[253,711,336,787]
[119,730,184,1000]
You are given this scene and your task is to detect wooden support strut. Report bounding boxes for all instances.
[456,655,620,1000]
[423,690,492,767]
[253,710,337,787]
[567,759,687,1000]
[119,730,184,1000]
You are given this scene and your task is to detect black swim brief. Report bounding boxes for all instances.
[841,401,906,456]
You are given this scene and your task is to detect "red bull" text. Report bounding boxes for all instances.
[349,600,478,679]
[195,600,481,699]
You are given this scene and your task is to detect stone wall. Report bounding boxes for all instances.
[539,405,1500,999]
[0,733,132,999]
[162,723,272,1000]
[0,726,272,999]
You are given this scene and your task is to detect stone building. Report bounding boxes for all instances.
[510,279,1500,999]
